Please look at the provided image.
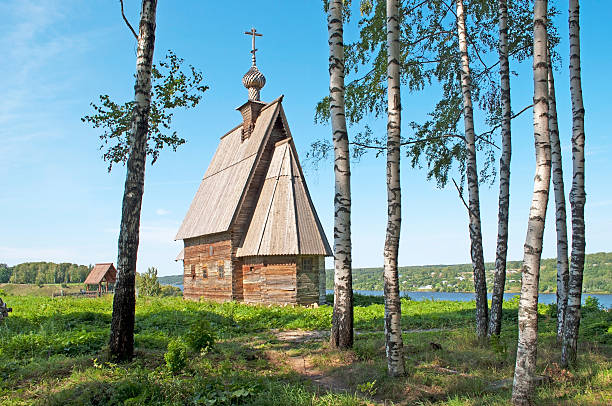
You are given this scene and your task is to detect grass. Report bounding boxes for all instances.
[0,291,610,405]
[0,283,85,297]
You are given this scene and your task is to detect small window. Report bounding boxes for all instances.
[218,263,225,279]
[303,258,313,272]
[209,245,214,257]
[190,265,196,279]
[202,265,208,278]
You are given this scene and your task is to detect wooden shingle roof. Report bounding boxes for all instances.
[236,139,332,257]
[84,263,116,285]
[175,98,283,240]
[176,95,331,258]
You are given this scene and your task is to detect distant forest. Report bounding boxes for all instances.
[325,252,612,294]
[0,262,92,284]
[5,252,610,293]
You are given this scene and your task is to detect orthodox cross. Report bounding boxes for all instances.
[244,27,262,66]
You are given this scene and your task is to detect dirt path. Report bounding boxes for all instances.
[267,328,443,400]
[270,328,445,343]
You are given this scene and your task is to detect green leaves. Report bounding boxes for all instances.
[136,267,162,297]
[313,0,557,188]
[82,50,208,171]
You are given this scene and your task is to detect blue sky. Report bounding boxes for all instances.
[1,0,610,276]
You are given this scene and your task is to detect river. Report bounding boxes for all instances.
[329,290,612,308]
[170,284,611,308]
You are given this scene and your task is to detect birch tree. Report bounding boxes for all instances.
[328,0,354,350]
[547,45,570,343]
[83,2,206,361]
[456,0,488,341]
[488,0,512,337]
[383,0,405,377]
[108,0,158,361]
[562,0,586,368]
[511,0,550,403]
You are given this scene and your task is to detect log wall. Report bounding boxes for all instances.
[183,234,234,301]
[296,256,319,306]
[242,256,297,304]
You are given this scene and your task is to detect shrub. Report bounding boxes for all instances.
[184,316,215,353]
[160,285,182,297]
[165,338,188,373]
[136,267,162,297]
[584,296,602,312]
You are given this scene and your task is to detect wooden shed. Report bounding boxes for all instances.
[84,263,117,294]
[175,58,332,305]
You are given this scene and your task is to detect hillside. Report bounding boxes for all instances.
[324,251,612,293]
[158,275,183,285]
[8,252,609,293]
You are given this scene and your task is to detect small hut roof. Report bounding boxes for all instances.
[84,263,117,285]
[236,139,332,257]
[175,97,284,240]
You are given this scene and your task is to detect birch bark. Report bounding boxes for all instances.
[547,47,570,343]
[489,0,511,337]
[511,1,550,403]
[328,0,354,350]
[383,0,405,377]
[456,0,488,340]
[562,0,586,368]
[108,0,157,361]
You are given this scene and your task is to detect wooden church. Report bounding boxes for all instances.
[175,31,332,305]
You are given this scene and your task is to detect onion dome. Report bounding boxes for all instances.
[242,65,266,101]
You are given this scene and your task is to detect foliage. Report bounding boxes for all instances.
[160,285,182,297]
[0,264,10,283]
[0,293,609,405]
[312,0,560,189]
[583,296,602,312]
[81,50,208,171]
[4,262,91,284]
[324,252,612,294]
[356,379,377,397]
[136,267,162,297]
[0,296,612,406]
[158,274,183,285]
[184,316,215,353]
[165,338,188,373]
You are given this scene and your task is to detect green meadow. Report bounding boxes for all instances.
[0,289,610,405]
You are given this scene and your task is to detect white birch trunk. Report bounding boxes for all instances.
[328,0,354,349]
[511,1,550,403]
[383,0,405,377]
[489,0,512,337]
[561,0,586,368]
[456,0,488,340]
[547,47,570,343]
[109,0,157,361]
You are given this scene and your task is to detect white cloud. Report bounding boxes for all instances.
[156,208,170,216]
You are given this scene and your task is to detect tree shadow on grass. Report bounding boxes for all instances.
[32,337,368,406]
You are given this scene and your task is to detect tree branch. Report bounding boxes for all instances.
[348,103,538,154]
[351,133,467,151]
[477,103,534,140]
[452,178,477,218]
[120,0,138,40]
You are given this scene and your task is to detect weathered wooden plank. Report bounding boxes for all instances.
[176,101,283,240]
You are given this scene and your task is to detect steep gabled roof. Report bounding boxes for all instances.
[236,139,332,257]
[84,263,116,285]
[175,98,283,240]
